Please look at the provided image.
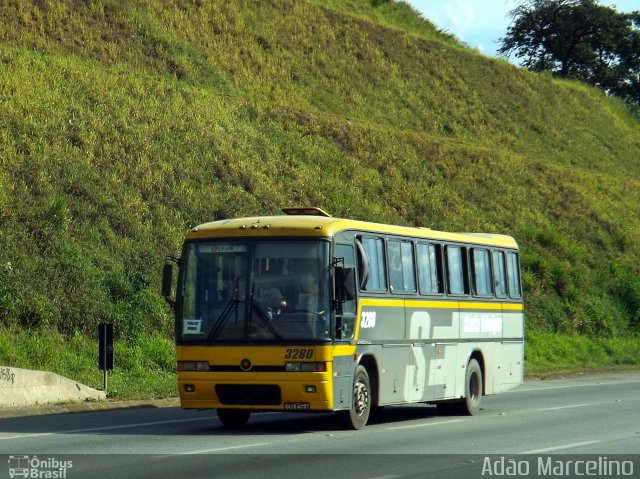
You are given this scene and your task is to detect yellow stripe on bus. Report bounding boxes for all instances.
[361,298,524,311]
[499,303,525,311]
[333,344,357,356]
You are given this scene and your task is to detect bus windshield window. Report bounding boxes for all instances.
[177,240,331,342]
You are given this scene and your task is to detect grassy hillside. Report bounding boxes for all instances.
[1,0,639,395]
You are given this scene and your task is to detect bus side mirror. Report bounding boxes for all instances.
[162,261,175,307]
[335,266,356,303]
[343,267,356,301]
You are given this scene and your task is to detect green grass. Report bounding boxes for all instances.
[0,0,639,396]
[0,326,176,398]
[526,329,640,376]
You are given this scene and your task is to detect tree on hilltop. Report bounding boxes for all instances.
[498,0,640,109]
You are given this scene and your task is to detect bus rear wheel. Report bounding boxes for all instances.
[459,358,482,415]
[337,365,371,430]
[217,408,251,428]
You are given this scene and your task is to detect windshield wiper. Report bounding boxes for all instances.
[206,286,239,343]
[248,282,284,341]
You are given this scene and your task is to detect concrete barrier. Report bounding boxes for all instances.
[0,366,106,407]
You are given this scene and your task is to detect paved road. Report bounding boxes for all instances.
[1,371,639,478]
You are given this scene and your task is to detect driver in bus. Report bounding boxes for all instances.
[256,284,287,319]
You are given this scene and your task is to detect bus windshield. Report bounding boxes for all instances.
[177,239,331,343]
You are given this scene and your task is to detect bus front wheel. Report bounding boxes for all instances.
[459,358,482,415]
[337,365,371,430]
[217,408,251,428]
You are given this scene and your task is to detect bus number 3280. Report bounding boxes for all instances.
[285,348,314,360]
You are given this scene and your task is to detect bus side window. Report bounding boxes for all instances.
[445,245,468,295]
[417,242,443,294]
[471,248,492,296]
[357,236,387,292]
[388,239,416,293]
[492,250,507,297]
[400,241,416,293]
[506,251,522,298]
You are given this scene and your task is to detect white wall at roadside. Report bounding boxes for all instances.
[0,366,106,407]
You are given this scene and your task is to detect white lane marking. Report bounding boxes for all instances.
[387,419,464,430]
[0,415,219,441]
[519,440,601,454]
[167,442,270,455]
[537,403,592,411]
[509,379,640,393]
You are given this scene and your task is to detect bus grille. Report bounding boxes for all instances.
[215,385,281,406]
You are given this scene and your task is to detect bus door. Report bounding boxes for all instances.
[406,303,456,402]
[407,308,434,403]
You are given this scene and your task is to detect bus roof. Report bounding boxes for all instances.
[186,211,518,249]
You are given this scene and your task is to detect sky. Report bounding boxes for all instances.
[404,0,639,60]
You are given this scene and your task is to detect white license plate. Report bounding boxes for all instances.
[284,402,310,410]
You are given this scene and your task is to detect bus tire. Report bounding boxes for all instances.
[217,408,251,428]
[459,358,482,415]
[337,365,371,430]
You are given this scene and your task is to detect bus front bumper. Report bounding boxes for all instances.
[177,373,333,411]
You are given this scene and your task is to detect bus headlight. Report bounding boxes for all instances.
[285,362,327,372]
[178,361,210,371]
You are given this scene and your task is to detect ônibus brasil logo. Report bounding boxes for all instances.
[8,455,73,478]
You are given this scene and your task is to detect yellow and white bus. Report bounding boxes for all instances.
[162,208,524,429]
